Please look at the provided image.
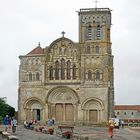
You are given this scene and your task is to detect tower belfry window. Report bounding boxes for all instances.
[97,25,101,40]
[87,25,92,40]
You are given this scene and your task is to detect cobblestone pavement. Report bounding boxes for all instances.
[0,125,140,140]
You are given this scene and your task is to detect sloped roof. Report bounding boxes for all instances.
[26,46,44,55]
[115,105,140,111]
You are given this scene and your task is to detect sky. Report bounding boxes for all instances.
[0,0,140,110]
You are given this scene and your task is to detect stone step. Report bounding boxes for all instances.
[7,135,20,140]
[2,131,11,138]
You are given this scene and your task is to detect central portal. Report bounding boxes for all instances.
[47,87,79,122]
[55,103,74,121]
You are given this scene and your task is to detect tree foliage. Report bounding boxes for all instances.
[0,97,15,118]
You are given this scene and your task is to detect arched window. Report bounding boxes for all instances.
[73,64,76,80]
[36,72,40,81]
[67,60,71,80]
[86,46,90,54]
[117,112,120,115]
[61,58,65,80]
[55,61,59,80]
[29,73,32,81]
[107,28,110,41]
[97,25,101,40]
[96,46,99,54]
[50,66,53,80]
[96,70,100,80]
[88,70,92,80]
[87,25,92,40]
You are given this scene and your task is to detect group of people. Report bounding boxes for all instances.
[3,115,17,133]
[3,114,122,138]
[47,118,55,126]
[24,119,37,129]
[108,117,124,138]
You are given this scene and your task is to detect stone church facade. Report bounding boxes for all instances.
[18,7,114,124]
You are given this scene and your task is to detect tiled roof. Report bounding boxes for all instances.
[26,46,44,55]
[115,105,140,111]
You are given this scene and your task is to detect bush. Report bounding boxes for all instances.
[62,131,72,139]
[48,128,54,135]
[0,116,3,124]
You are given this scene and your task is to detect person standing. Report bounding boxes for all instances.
[121,120,124,128]
[8,117,11,128]
[11,116,17,133]
[108,117,115,138]
[3,115,9,132]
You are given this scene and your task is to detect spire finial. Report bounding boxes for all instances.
[93,0,99,8]
[61,31,66,37]
[38,42,40,47]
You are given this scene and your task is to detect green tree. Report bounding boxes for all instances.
[0,97,15,123]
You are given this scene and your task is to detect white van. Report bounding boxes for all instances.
[112,118,120,129]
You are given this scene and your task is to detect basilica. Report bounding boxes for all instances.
[18,7,114,124]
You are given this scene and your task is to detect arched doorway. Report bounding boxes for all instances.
[47,86,79,122]
[82,98,104,123]
[23,98,44,121]
[33,108,41,121]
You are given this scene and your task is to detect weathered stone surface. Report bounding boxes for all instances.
[18,8,114,124]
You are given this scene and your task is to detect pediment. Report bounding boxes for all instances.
[47,37,79,59]
[49,37,75,49]
[48,37,76,54]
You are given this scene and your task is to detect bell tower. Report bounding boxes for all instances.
[78,8,111,43]
[78,7,114,118]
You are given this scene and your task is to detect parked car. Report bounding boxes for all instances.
[112,118,120,129]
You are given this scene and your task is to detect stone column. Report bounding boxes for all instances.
[50,104,53,119]
[64,68,66,80]
[52,104,55,119]
[87,110,89,122]
[77,104,83,122]
[30,109,33,120]
[40,109,43,121]
[41,64,45,83]
[63,104,65,121]
[97,110,100,122]
[25,109,28,120]
[73,104,77,122]
[45,104,48,120]
[83,110,85,123]
[27,109,30,121]
[98,110,101,122]
[70,68,72,80]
